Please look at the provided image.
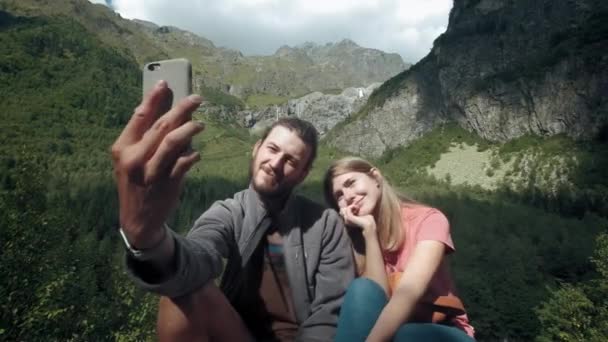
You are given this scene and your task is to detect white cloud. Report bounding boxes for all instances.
[99,0,452,63]
[395,0,451,25]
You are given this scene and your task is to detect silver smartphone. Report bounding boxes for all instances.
[142,58,192,109]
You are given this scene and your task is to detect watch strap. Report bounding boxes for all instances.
[119,224,170,261]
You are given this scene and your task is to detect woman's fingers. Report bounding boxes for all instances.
[341,207,360,228]
[340,207,376,234]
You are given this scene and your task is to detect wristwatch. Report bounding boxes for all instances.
[119,224,170,261]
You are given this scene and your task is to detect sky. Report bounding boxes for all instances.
[89,0,452,64]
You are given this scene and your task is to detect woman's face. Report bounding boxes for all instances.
[331,170,382,217]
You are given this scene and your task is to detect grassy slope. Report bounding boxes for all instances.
[0,0,167,64]
[1,5,606,341]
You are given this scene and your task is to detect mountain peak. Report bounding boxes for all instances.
[336,38,359,47]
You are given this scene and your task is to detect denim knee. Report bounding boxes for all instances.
[343,277,388,307]
[335,278,388,342]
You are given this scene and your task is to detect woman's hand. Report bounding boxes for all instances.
[340,206,377,239]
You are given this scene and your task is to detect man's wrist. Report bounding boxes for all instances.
[119,223,172,261]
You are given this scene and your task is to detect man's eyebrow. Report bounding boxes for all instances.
[266,141,279,149]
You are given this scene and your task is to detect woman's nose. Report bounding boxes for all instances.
[344,189,355,204]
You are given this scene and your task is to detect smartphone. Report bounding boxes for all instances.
[142,58,192,110]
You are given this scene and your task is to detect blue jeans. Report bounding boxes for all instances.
[335,278,474,342]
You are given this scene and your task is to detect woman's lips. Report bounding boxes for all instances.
[351,198,364,215]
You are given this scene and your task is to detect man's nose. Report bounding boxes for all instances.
[268,154,283,171]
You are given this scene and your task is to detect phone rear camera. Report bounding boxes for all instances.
[147,63,161,71]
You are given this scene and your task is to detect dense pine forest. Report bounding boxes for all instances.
[1,9,607,342]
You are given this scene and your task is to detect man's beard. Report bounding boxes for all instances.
[248,157,294,200]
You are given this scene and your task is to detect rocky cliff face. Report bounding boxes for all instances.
[238,83,381,137]
[329,0,608,157]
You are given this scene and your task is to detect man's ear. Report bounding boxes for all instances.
[299,166,311,182]
[299,148,316,183]
[292,166,310,187]
[252,140,261,157]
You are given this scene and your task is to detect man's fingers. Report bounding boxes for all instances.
[120,95,203,176]
[170,151,201,180]
[137,94,203,162]
[114,81,170,149]
[143,121,205,184]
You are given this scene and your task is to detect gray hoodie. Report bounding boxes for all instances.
[127,188,355,341]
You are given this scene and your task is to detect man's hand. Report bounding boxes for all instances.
[111,80,204,249]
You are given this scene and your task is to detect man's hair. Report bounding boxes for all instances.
[259,117,318,169]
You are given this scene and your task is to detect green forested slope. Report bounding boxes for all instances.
[1,8,607,342]
[0,11,139,171]
[0,11,144,341]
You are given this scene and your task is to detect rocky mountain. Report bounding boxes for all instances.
[267,39,407,96]
[241,83,381,137]
[1,0,408,107]
[329,0,608,157]
[194,37,406,101]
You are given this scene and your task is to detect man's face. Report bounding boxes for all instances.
[250,126,312,198]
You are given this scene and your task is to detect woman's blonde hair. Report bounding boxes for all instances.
[323,157,416,252]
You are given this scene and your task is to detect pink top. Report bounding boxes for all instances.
[383,205,475,338]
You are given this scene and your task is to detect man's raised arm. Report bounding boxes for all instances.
[111,80,204,275]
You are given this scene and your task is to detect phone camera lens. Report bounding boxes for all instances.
[147,63,161,71]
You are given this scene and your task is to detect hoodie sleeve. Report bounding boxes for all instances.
[125,200,235,298]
